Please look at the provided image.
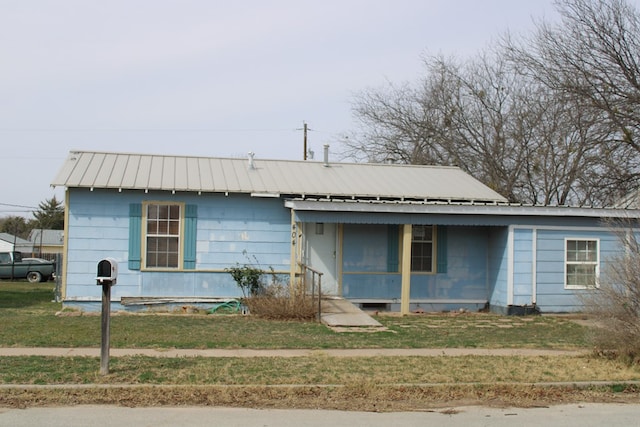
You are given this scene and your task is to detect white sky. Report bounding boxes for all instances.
[0,0,561,217]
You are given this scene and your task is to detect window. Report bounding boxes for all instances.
[565,239,599,289]
[411,225,434,272]
[145,203,181,268]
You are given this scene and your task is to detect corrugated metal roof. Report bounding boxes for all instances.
[51,151,508,203]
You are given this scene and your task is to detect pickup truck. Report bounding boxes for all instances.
[0,251,56,283]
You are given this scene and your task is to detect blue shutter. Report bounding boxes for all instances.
[387,225,399,272]
[128,204,142,270]
[436,225,447,274]
[183,204,197,269]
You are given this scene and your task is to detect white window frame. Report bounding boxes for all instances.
[142,202,184,270]
[564,238,600,289]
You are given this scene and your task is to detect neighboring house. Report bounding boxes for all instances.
[28,229,64,256]
[0,233,33,254]
[51,150,640,314]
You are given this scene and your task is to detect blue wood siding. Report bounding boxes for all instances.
[342,225,492,301]
[488,227,509,309]
[64,189,291,302]
[512,228,534,306]
[534,228,621,312]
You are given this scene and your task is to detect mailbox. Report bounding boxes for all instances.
[96,258,118,285]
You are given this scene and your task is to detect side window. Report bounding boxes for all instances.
[565,239,599,289]
[145,203,181,269]
[411,225,435,272]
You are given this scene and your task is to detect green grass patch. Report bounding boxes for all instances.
[0,281,589,349]
[1,354,639,385]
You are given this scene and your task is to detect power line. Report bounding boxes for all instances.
[0,128,298,133]
[0,202,38,210]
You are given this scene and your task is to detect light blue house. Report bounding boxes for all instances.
[52,150,640,314]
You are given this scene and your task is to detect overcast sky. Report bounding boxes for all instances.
[0,0,562,218]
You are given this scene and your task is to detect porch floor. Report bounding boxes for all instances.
[320,297,382,327]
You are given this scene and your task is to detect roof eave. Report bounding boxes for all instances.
[284,199,640,219]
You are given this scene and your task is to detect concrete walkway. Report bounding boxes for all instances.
[0,347,586,358]
[320,297,382,327]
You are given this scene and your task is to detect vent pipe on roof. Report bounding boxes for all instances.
[323,144,330,167]
[248,152,255,170]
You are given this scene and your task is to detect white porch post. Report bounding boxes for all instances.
[289,210,299,287]
[401,224,412,315]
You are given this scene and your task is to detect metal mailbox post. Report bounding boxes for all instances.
[97,258,117,375]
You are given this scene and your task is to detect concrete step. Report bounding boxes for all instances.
[320,297,382,327]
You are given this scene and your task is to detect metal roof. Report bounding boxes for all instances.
[51,151,508,203]
[28,229,64,246]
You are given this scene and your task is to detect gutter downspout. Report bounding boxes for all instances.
[531,228,537,306]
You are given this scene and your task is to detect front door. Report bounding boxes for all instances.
[303,222,338,295]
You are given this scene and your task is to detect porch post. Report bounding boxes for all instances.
[400,224,412,315]
[289,210,298,288]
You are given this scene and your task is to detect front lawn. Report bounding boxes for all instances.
[0,281,588,349]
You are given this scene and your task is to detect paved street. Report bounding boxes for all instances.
[1,404,640,427]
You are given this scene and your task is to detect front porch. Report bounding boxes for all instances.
[293,215,507,314]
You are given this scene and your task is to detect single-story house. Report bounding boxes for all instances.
[51,150,640,314]
[0,233,33,254]
[28,229,64,256]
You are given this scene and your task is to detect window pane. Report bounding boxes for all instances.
[412,242,423,257]
[168,220,180,235]
[567,264,596,288]
[148,205,159,220]
[168,237,179,252]
[168,252,179,267]
[157,221,169,235]
[169,205,180,220]
[158,205,169,219]
[156,252,168,267]
[586,241,597,261]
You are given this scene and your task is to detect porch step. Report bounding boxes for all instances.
[320,297,382,328]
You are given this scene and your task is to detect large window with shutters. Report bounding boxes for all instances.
[128,202,196,271]
[145,203,182,269]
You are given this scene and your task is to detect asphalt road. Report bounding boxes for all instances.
[1,404,640,427]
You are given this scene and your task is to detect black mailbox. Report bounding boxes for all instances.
[97,258,118,285]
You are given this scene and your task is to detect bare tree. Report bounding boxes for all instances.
[347,50,628,205]
[504,0,640,154]
[345,0,640,206]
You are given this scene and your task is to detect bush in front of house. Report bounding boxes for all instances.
[244,279,317,321]
[226,263,264,298]
[581,228,640,363]
[226,261,317,321]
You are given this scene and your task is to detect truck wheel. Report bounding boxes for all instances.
[27,272,42,283]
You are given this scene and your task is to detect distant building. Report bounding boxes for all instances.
[0,233,33,253]
[28,229,64,255]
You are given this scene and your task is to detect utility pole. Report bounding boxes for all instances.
[303,121,308,160]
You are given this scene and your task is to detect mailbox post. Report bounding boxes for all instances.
[97,258,117,376]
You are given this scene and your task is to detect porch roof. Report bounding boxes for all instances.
[285,199,640,222]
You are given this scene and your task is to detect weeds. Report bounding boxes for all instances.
[581,222,640,363]
[244,280,317,321]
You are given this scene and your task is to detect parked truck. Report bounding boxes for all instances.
[0,251,56,283]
